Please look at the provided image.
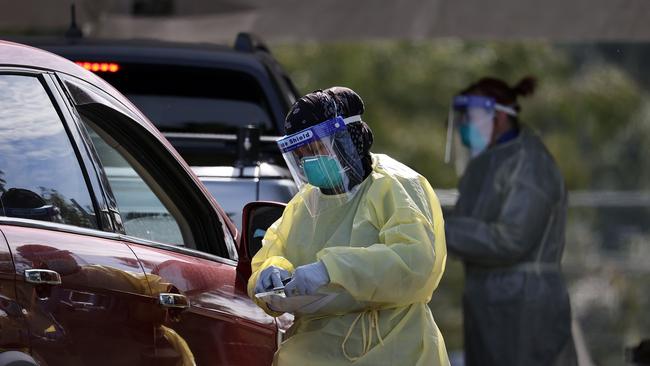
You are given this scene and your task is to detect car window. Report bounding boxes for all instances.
[95,63,275,134]
[79,117,185,246]
[0,75,98,229]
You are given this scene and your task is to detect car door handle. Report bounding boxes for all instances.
[158,293,190,309]
[24,269,62,285]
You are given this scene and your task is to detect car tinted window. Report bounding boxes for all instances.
[0,75,97,229]
[96,63,275,134]
[80,117,185,246]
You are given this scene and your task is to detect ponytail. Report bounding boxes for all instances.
[512,76,537,97]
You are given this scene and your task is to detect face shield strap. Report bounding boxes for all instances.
[343,115,362,125]
[494,104,518,117]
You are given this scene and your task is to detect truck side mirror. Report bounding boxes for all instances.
[236,201,286,285]
[626,339,650,365]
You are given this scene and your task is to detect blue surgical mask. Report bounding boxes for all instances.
[302,156,345,189]
[459,123,487,150]
[459,116,493,157]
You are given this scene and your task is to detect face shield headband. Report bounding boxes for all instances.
[452,95,518,117]
[277,115,362,154]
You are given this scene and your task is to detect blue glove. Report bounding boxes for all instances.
[254,266,291,294]
[284,261,330,297]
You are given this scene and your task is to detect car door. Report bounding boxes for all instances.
[59,74,279,365]
[0,70,158,366]
[0,228,27,354]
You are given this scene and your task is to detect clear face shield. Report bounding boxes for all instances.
[444,95,517,174]
[278,115,365,216]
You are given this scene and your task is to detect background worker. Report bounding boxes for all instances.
[445,76,577,366]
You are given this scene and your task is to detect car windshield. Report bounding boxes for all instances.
[97,63,275,135]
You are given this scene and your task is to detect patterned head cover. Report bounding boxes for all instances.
[284,90,338,134]
[284,87,374,171]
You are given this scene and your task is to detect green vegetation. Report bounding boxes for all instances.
[273,40,649,190]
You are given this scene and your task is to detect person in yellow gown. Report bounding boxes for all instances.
[248,87,450,366]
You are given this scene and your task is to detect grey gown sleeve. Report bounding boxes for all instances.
[445,177,555,266]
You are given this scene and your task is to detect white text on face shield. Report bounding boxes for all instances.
[280,130,314,151]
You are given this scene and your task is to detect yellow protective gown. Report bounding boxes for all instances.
[248,153,449,366]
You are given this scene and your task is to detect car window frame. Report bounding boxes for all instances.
[80,118,192,247]
[0,68,109,232]
[56,72,239,263]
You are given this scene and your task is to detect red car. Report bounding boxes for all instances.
[0,40,285,366]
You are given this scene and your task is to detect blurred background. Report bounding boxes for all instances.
[3,1,650,365]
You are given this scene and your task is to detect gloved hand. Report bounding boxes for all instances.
[254,266,291,294]
[284,261,330,297]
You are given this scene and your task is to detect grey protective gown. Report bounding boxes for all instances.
[445,127,577,366]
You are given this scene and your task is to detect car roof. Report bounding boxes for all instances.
[0,39,108,81]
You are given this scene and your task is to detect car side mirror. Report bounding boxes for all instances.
[236,201,286,285]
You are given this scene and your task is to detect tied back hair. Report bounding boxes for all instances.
[462,75,537,115]
[512,76,537,98]
[460,76,537,131]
